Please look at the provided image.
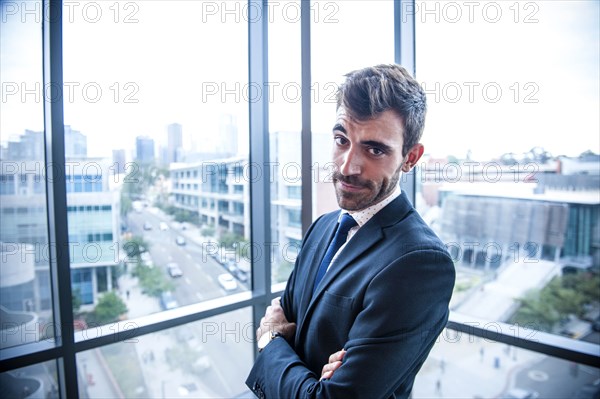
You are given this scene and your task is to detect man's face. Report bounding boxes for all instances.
[332,107,409,211]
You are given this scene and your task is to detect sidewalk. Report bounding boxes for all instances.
[117,270,225,397]
[413,331,543,398]
[118,273,160,319]
[456,259,560,321]
[78,348,123,398]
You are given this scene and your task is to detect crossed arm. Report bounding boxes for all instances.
[247,250,455,398]
[256,297,344,381]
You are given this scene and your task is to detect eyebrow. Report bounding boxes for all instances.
[332,123,347,134]
[361,140,394,153]
[332,125,395,153]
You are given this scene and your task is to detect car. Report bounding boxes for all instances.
[217,273,237,291]
[167,262,183,278]
[143,222,153,230]
[159,222,169,231]
[175,236,186,246]
[160,291,178,310]
[232,268,248,283]
[226,259,237,273]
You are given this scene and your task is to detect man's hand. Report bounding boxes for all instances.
[320,349,345,381]
[256,297,296,342]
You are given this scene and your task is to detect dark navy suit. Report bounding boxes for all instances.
[246,191,455,398]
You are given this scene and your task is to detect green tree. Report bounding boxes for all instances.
[92,291,128,325]
[134,264,174,297]
[511,290,560,332]
[123,235,150,258]
[72,289,82,314]
[201,226,215,237]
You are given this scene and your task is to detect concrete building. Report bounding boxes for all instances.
[433,181,599,271]
[171,157,250,239]
[1,131,121,312]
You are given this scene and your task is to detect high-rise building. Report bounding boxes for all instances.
[136,136,155,163]
[167,123,183,164]
[65,125,87,158]
[217,114,238,156]
[112,149,127,174]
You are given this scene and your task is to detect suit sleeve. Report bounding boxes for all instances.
[246,248,455,399]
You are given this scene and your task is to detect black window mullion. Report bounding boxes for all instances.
[300,0,312,233]
[395,0,417,204]
[248,0,271,359]
[43,1,78,397]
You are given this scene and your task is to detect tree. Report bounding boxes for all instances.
[72,289,82,314]
[134,264,174,297]
[92,291,128,325]
[123,235,150,258]
[510,291,560,332]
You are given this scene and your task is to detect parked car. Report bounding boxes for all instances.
[217,274,237,291]
[160,291,178,310]
[143,222,153,230]
[159,222,169,231]
[167,262,183,278]
[175,236,186,246]
[232,268,248,283]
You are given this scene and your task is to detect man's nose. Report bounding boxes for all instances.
[339,148,362,176]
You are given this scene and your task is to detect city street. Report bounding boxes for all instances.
[127,207,249,313]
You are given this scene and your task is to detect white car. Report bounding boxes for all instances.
[167,262,183,278]
[159,222,169,231]
[217,274,237,291]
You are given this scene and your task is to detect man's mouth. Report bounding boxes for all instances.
[334,175,370,192]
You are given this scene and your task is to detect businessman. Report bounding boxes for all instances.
[246,64,455,398]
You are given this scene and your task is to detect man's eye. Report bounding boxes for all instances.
[368,147,384,156]
[334,136,348,146]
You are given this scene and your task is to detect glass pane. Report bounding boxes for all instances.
[62,1,250,330]
[0,360,61,399]
[76,308,253,398]
[0,0,54,349]
[416,0,599,339]
[413,329,600,398]
[311,0,395,220]
[269,0,302,285]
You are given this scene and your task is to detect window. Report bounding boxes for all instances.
[0,0,52,352]
[412,0,600,395]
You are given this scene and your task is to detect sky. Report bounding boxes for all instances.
[1,0,599,161]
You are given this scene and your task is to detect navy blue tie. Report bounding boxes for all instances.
[313,213,357,294]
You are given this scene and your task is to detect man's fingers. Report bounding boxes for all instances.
[320,371,333,381]
[328,349,345,363]
[320,361,342,381]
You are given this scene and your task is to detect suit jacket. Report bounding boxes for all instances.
[246,191,455,398]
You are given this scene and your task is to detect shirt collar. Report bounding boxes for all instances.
[339,186,401,228]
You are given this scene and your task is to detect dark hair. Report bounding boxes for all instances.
[336,64,427,157]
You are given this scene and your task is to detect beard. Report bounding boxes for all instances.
[333,166,402,211]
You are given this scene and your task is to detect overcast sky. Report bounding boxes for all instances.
[1,1,598,161]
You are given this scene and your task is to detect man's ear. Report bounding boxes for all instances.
[401,144,424,172]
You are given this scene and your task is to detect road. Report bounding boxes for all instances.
[509,355,600,398]
[127,207,249,310]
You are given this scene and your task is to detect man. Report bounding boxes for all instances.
[246,64,455,398]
